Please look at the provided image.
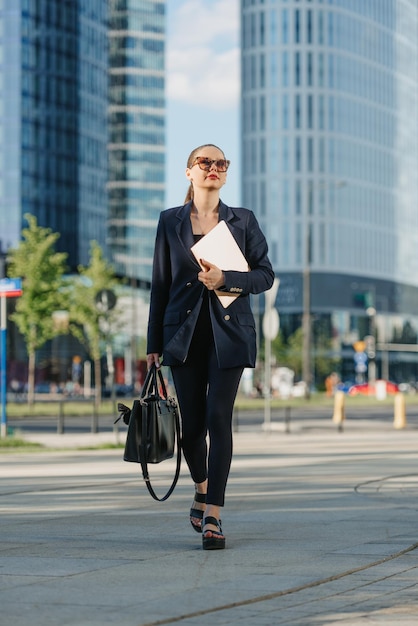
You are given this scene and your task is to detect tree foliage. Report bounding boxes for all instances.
[68,241,119,406]
[270,326,340,388]
[6,214,68,405]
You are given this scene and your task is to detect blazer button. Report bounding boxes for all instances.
[224,314,231,321]
[186,282,192,287]
[186,309,192,315]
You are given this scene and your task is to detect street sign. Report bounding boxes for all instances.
[262,308,280,341]
[353,340,366,353]
[1,278,22,437]
[95,289,117,312]
[354,351,367,364]
[0,278,22,297]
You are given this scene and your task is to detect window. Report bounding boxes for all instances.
[318,94,325,130]
[270,9,277,45]
[295,179,302,214]
[282,136,289,172]
[295,93,301,128]
[282,9,289,43]
[318,10,324,44]
[318,52,324,86]
[260,95,266,130]
[307,52,313,86]
[259,11,265,45]
[294,9,300,43]
[270,51,278,88]
[307,137,314,172]
[295,136,302,171]
[260,138,266,173]
[295,51,301,85]
[282,93,289,128]
[307,9,313,43]
[307,94,313,129]
[282,51,289,86]
[282,178,290,216]
[260,53,265,88]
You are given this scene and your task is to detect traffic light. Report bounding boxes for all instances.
[364,334,376,359]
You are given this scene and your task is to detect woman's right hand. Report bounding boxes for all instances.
[147,353,161,370]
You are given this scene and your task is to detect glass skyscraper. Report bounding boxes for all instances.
[241,0,418,384]
[108,0,165,284]
[0,0,108,270]
[0,0,166,388]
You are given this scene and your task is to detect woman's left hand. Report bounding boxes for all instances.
[198,259,225,290]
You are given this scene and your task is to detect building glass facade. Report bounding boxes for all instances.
[0,0,108,270]
[108,0,165,283]
[241,0,418,385]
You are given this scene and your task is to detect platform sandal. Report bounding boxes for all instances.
[202,516,225,550]
[190,491,206,533]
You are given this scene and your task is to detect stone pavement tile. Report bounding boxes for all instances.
[2,428,418,625]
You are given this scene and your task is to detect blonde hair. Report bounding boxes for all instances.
[184,143,226,204]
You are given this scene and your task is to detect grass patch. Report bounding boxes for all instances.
[78,443,124,451]
[6,399,118,418]
[5,391,418,420]
[0,436,44,450]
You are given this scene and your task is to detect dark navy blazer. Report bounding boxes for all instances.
[147,200,275,368]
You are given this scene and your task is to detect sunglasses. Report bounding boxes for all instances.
[191,156,230,172]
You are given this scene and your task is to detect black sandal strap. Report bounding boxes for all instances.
[194,492,206,504]
[203,516,222,531]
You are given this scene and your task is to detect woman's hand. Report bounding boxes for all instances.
[198,259,225,290]
[147,353,161,369]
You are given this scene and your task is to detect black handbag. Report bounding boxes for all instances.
[117,365,181,501]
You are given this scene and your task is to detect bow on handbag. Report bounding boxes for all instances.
[118,364,182,501]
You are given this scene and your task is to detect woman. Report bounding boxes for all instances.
[147,143,275,550]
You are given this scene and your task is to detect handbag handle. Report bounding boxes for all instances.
[140,363,169,401]
[139,364,181,502]
[115,367,168,424]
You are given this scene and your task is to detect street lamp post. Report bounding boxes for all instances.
[302,226,312,399]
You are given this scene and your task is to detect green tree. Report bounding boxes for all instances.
[270,330,289,366]
[68,241,119,408]
[285,327,304,378]
[7,214,68,406]
[312,326,340,389]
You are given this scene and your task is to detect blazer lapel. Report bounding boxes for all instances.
[218,200,235,225]
[174,202,199,266]
[218,201,245,248]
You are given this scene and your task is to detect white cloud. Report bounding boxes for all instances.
[167,0,240,109]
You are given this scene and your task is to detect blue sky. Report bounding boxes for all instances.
[166,0,240,208]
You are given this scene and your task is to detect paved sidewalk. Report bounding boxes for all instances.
[1,417,418,625]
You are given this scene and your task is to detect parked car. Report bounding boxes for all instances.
[347,381,399,396]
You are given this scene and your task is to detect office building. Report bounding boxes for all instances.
[241,0,418,385]
[0,1,166,388]
[108,0,165,284]
[0,0,108,270]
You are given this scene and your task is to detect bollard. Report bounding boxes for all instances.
[393,392,407,429]
[332,390,345,432]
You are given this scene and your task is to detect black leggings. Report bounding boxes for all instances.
[171,312,243,507]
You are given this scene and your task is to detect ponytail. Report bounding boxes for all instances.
[184,183,194,204]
